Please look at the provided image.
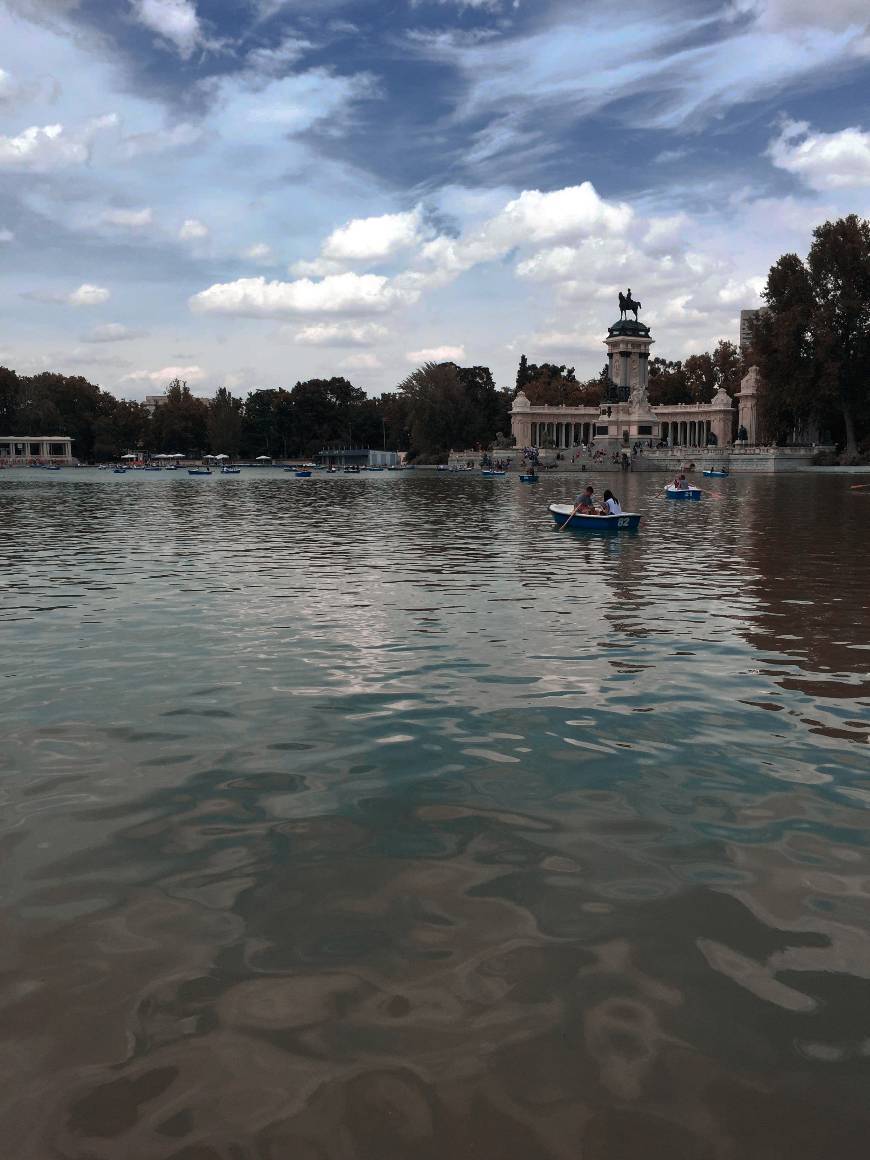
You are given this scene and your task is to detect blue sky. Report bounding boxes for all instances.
[1,0,869,399]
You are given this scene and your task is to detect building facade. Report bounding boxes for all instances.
[0,436,74,464]
[510,314,735,453]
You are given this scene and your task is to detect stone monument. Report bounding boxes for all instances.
[597,290,660,451]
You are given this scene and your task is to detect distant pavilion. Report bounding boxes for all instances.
[0,436,74,464]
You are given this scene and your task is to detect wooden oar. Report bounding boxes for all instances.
[849,483,870,489]
[558,501,584,530]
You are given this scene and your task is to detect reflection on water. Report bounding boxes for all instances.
[2,469,870,1158]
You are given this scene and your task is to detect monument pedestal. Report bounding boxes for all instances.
[595,317,660,451]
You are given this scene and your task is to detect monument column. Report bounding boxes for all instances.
[600,291,659,450]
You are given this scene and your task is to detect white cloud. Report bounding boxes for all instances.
[132,0,202,60]
[406,344,466,362]
[293,321,389,346]
[0,123,87,170]
[179,217,209,239]
[717,277,766,306]
[0,227,13,243]
[0,114,117,172]
[322,206,426,263]
[768,119,870,189]
[122,122,202,157]
[122,364,205,384]
[245,35,312,74]
[339,352,382,370]
[189,272,417,318]
[81,323,143,343]
[69,283,110,306]
[101,207,154,228]
[421,183,632,278]
[244,242,275,264]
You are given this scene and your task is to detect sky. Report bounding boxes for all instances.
[1,0,870,401]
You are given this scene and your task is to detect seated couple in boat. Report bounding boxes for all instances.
[575,486,622,515]
[672,473,689,489]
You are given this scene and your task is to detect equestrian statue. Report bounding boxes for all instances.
[619,288,641,321]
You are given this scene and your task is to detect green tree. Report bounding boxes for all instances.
[92,398,151,461]
[207,387,243,456]
[399,361,505,459]
[755,216,870,458]
[150,380,208,455]
[0,366,22,431]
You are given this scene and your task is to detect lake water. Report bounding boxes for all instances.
[2,468,870,1159]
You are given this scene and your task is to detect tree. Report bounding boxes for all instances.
[807,216,870,459]
[207,387,243,456]
[150,379,208,455]
[0,366,22,431]
[398,361,505,459]
[755,216,870,459]
[93,399,151,461]
[516,354,530,391]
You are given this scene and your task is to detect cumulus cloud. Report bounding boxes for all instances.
[179,217,208,239]
[69,283,111,306]
[293,321,389,346]
[28,283,112,306]
[0,114,117,172]
[0,227,13,243]
[420,183,632,278]
[0,123,88,170]
[322,206,426,263]
[768,119,870,189]
[122,364,205,384]
[406,344,466,362]
[189,272,417,318]
[132,0,202,59]
[101,207,154,228]
[81,323,144,343]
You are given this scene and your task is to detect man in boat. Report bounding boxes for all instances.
[575,485,596,510]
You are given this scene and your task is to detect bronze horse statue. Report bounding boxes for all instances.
[619,289,641,321]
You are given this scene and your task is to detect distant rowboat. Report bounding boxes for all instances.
[665,484,702,499]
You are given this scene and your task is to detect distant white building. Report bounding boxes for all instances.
[143,394,168,415]
[0,436,74,463]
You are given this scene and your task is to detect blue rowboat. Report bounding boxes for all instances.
[519,474,539,483]
[42,465,61,471]
[112,467,127,474]
[188,468,212,476]
[549,503,641,531]
[481,469,506,477]
[221,466,241,474]
[702,469,729,477]
[665,484,702,499]
[294,470,311,478]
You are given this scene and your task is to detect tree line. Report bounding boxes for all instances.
[0,362,512,463]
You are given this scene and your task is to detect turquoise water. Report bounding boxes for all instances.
[2,468,870,1158]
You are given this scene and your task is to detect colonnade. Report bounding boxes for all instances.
[659,419,712,447]
[527,421,596,448]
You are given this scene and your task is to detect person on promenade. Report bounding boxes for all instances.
[602,489,622,515]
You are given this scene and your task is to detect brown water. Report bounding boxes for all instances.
[2,469,870,1159]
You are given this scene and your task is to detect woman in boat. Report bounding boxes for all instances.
[602,489,622,515]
